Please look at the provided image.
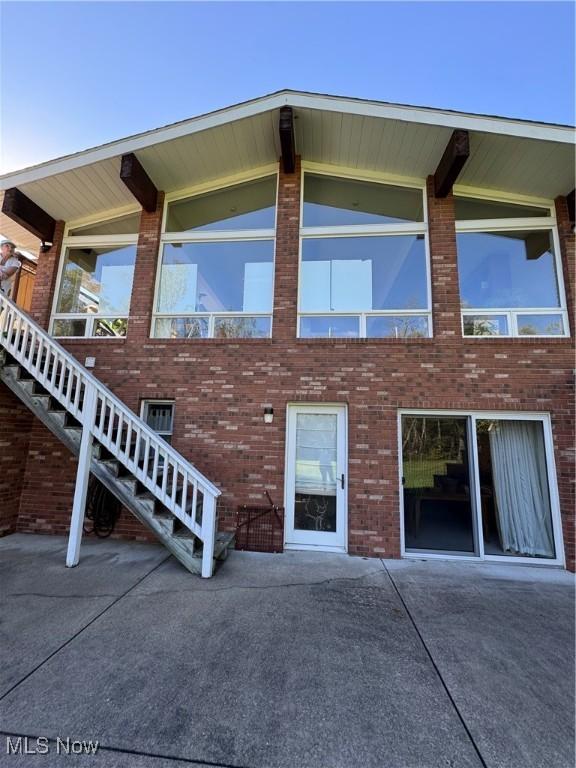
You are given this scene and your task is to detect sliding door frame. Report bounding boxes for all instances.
[398,410,565,567]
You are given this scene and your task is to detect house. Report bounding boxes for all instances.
[0,90,574,574]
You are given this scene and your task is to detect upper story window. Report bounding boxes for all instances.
[51,211,140,338]
[153,174,277,339]
[455,194,568,338]
[299,172,431,339]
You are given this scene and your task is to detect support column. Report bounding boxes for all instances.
[426,177,462,339]
[29,220,65,329]
[66,383,97,567]
[127,193,165,343]
[273,156,301,341]
[201,493,217,578]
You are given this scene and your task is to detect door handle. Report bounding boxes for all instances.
[341,474,345,490]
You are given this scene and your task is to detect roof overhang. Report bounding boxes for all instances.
[1,90,574,235]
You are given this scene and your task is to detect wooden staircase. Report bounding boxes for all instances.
[0,295,233,576]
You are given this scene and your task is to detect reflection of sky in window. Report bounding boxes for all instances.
[457,232,559,308]
[159,241,274,313]
[300,236,427,311]
[300,316,359,338]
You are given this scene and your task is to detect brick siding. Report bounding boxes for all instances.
[0,386,33,536]
[7,161,576,569]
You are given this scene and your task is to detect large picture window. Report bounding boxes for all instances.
[455,195,568,337]
[154,174,276,338]
[299,172,431,338]
[51,212,140,338]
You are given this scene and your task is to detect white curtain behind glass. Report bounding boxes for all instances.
[295,414,337,496]
[489,421,554,557]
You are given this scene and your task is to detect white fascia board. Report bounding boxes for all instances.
[0,93,290,190]
[288,93,576,144]
[1,91,574,191]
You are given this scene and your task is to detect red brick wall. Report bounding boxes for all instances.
[0,385,33,536]
[29,221,65,329]
[10,163,576,569]
[16,418,155,542]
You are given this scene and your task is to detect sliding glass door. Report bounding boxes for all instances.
[402,416,477,554]
[401,413,562,564]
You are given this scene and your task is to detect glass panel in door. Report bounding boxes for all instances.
[294,413,338,533]
[286,406,346,550]
[402,416,476,554]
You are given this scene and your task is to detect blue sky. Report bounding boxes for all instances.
[1,1,574,173]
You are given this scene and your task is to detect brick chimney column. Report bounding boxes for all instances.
[426,177,462,339]
[127,193,165,343]
[273,157,301,341]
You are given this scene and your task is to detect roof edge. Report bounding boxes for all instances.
[1,90,574,190]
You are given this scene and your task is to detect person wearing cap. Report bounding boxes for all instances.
[0,240,22,299]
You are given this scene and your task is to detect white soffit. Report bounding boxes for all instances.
[1,91,574,224]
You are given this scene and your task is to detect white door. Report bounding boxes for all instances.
[285,405,347,552]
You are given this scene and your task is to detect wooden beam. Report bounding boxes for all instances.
[434,130,470,198]
[567,189,575,227]
[279,106,296,174]
[1,188,56,243]
[120,153,158,212]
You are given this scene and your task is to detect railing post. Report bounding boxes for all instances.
[66,382,97,568]
[201,493,217,578]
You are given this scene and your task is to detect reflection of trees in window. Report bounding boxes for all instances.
[58,264,100,313]
[94,318,128,337]
[463,317,500,336]
[402,417,467,490]
[391,316,428,338]
[214,317,261,338]
[518,320,562,336]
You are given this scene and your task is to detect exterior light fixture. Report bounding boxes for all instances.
[264,407,274,424]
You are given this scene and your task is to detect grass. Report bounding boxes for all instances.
[403,458,447,489]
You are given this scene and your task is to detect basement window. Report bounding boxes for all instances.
[141,401,174,445]
[455,195,568,337]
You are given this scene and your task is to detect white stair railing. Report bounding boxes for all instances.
[0,294,221,577]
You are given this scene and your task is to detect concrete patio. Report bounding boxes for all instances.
[0,534,573,768]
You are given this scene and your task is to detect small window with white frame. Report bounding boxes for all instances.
[455,193,569,338]
[153,172,277,339]
[141,400,175,445]
[51,210,141,338]
[298,170,432,339]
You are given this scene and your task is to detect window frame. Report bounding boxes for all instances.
[454,189,569,339]
[397,409,566,567]
[50,209,141,339]
[140,399,175,444]
[152,167,279,340]
[298,164,433,340]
